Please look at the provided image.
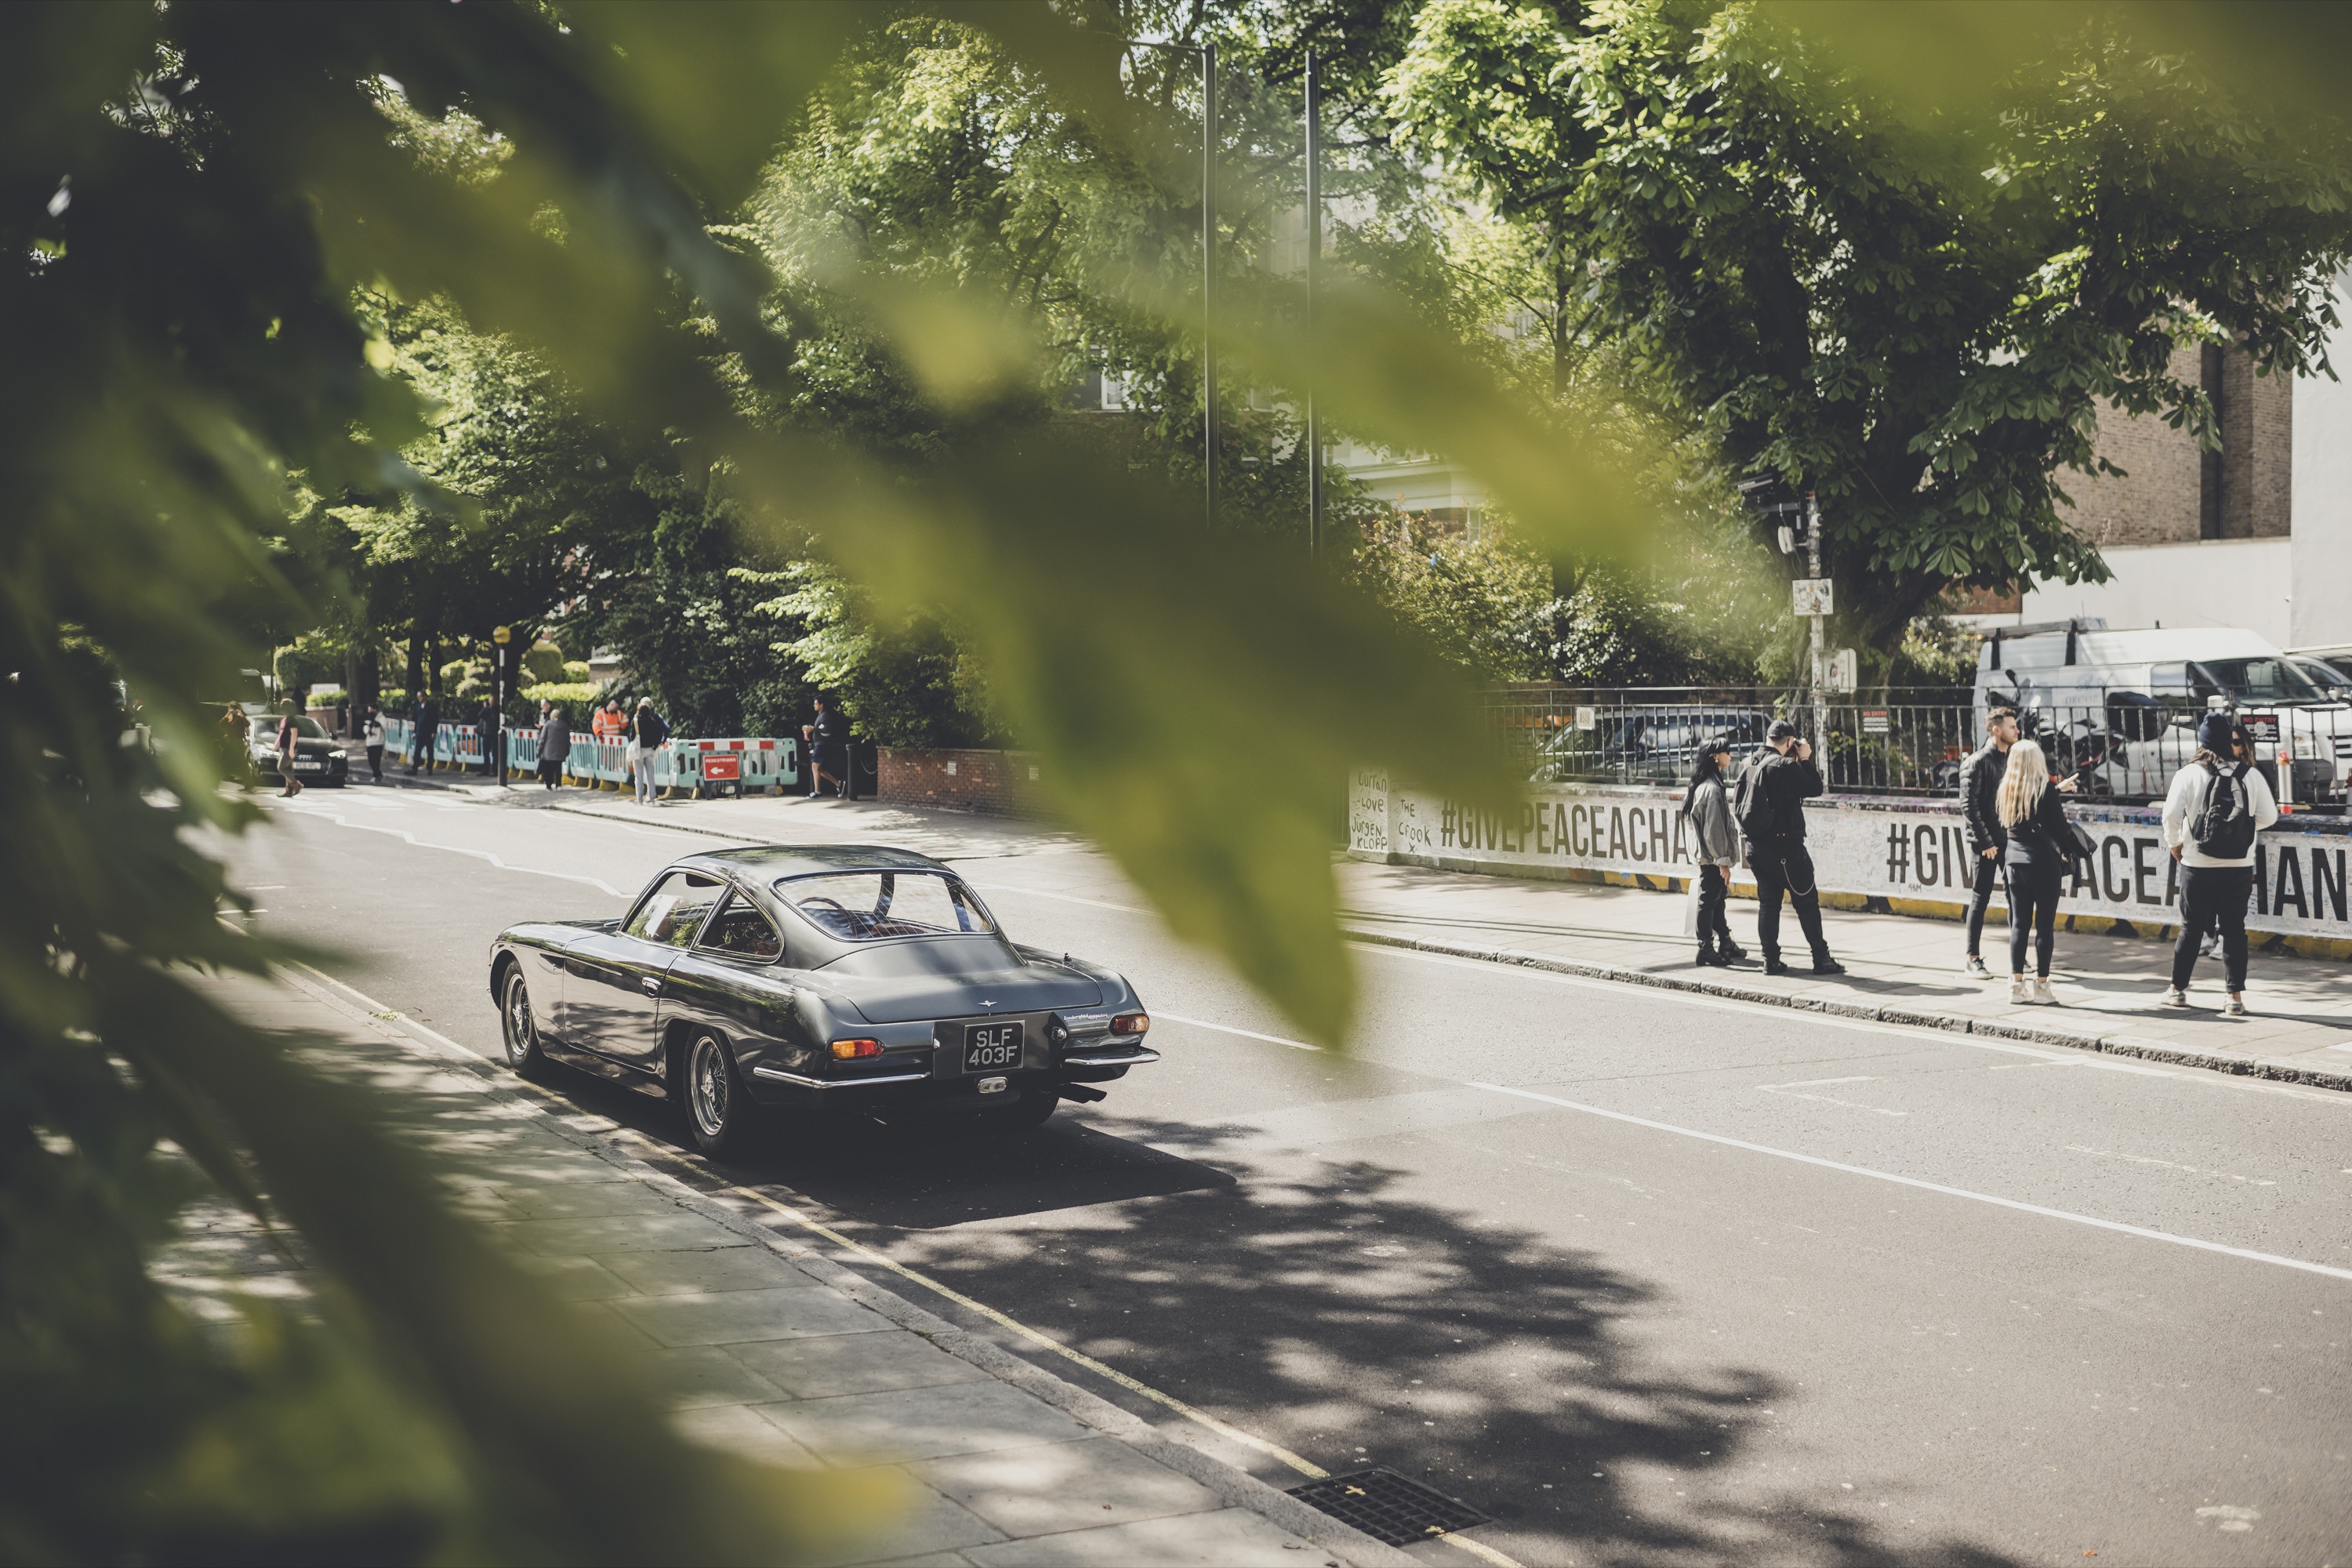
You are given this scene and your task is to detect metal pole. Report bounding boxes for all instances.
[1806,490,1828,753]
[1304,47,1322,559]
[1202,41,1218,528]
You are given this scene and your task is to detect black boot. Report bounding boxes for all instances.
[1762,954,1791,976]
[1812,952,1847,976]
[1716,935,1749,965]
[1696,937,1726,968]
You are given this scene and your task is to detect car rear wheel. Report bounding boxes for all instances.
[682,1032,764,1158]
[499,967,546,1079]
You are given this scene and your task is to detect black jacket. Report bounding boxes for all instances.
[631,707,668,750]
[2001,782,2076,872]
[1740,747,1823,844]
[1958,739,2009,853]
[811,708,847,746]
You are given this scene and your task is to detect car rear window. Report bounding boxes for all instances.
[774,871,997,942]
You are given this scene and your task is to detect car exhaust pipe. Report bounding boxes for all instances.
[1055,1082,1108,1103]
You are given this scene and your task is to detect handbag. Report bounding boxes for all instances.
[2065,818,2097,867]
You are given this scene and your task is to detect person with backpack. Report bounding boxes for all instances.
[1736,720,1844,977]
[1993,738,2081,1006]
[1681,736,1748,967]
[2161,712,2278,1014]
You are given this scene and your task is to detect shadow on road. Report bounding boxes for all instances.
[506,1059,2024,1568]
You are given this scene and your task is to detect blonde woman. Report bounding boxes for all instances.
[1995,739,2074,1005]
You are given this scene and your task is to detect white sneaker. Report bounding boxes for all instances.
[2009,979,2031,1006]
[2161,986,2189,1007]
[2223,996,2248,1018]
[2031,976,2060,1006]
[1963,956,1991,979]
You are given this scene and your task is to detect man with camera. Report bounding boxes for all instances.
[1735,720,1846,977]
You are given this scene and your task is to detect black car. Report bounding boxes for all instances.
[488,845,1156,1156]
[248,709,350,786]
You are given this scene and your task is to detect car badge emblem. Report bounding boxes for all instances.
[981,1000,996,1008]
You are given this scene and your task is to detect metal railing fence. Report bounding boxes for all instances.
[1488,684,2351,806]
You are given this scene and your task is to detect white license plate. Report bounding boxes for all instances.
[962,1021,1023,1073]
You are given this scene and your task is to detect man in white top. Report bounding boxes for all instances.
[2160,712,2279,1015]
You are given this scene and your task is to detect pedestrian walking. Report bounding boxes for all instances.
[477,697,499,776]
[629,696,668,804]
[361,704,385,782]
[219,702,252,784]
[536,703,571,791]
[1957,706,2018,978]
[336,694,350,736]
[408,693,437,774]
[804,695,848,799]
[1994,738,2080,1006]
[1680,736,1748,967]
[2161,712,2278,1016]
[274,701,303,797]
[1734,720,1844,976]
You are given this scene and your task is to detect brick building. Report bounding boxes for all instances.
[2016,283,2352,651]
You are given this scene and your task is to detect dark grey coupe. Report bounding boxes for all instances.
[487,845,1155,1156]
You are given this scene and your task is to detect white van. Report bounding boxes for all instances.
[1976,620,2349,805]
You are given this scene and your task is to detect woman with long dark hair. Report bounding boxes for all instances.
[1681,737,1747,967]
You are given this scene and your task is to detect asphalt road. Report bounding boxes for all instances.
[216,784,2352,1568]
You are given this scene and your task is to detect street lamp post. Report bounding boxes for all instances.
[1201,42,1218,528]
[1304,46,1322,559]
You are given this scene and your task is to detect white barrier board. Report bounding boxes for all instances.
[1347,770,2352,942]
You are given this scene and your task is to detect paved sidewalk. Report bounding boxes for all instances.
[485,784,2352,1093]
[185,966,1410,1568]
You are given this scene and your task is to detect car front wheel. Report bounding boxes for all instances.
[682,1032,764,1158]
[499,967,546,1079]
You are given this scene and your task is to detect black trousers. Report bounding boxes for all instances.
[1697,864,1733,942]
[2172,863,2253,992]
[1964,848,2002,956]
[537,758,561,787]
[365,743,383,780]
[2003,858,2062,978]
[1751,841,1828,960]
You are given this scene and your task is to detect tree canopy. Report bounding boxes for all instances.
[1387,0,2352,653]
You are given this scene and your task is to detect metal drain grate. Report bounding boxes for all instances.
[1287,1467,1490,1547]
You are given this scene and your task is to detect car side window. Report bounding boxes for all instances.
[624,871,725,948]
[697,892,782,961]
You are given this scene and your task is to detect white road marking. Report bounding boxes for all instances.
[2065,1145,2276,1186]
[273,800,629,896]
[1756,1077,1910,1117]
[1153,1011,1323,1051]
[1468,1081,2352,1283]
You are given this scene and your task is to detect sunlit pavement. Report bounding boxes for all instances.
[214,784,2352,1567]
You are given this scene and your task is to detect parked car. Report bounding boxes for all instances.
[246,706,350,786]
[1529,708,1773,785]
[488,846,1156,1156]
[1977,621,2347,804]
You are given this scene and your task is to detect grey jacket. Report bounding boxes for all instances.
[537,713,572,761]
[1683,775,1739,866]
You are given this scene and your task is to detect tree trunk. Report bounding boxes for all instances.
[405,628,424,701]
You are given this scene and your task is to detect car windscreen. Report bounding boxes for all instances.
[2291,657,2352,692]
[773,871,999,942]
[2201,657,2325,703]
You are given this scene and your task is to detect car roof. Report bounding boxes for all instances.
[680,844,956,881]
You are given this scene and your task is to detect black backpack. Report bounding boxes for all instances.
[1733,753,1777,842]
[2190,761,2258,858]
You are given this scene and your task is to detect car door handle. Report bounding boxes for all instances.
[641,976,663,996]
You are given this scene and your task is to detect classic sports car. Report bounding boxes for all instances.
[488,846,1155,1156]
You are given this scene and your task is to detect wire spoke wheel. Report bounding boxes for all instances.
[501,969,543,1076]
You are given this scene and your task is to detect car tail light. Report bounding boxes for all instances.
[1111,1013,1149,1035]
[829,1038,881,1059]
